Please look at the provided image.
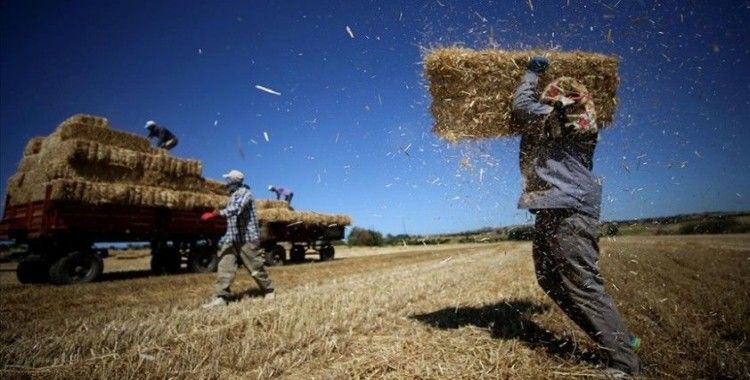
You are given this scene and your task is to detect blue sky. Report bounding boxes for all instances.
[1,1,748,235]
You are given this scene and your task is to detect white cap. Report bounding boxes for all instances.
[222,169,244,182]
[268,185,274,190]
[145,120,156,129]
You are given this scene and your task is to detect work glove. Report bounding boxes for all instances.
[527,56,549,73]
[201,210,219,221]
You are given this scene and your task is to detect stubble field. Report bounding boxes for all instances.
[1,235,748,379]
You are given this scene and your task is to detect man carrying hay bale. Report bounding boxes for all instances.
[201,169,275,309]
[512,56,642,376]
[144,120,178,150]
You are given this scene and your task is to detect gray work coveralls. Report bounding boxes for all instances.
[512,71,641,374]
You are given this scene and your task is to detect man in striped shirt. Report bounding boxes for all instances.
[201,169,275,309]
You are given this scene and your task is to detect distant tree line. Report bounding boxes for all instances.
[347,213,750,247]
[677,217,750,235]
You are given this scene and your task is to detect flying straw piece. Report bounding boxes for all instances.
[255,85,281,96]
[345,25,355,38]
[263,132,269,142]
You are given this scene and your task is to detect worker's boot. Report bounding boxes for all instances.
[201,297,227,309]
[263,291,276,300]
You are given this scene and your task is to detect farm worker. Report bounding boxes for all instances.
[200,169,275,309]
[268,185,293,205]
[511,56,642,376]
[144,120,178,150]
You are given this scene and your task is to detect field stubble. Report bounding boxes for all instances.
[0,235,748,379]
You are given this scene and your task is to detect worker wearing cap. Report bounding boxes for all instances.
[144,120,178,150]
[201,169,274,308]
[511,56,641,376]
[268,185,293,205]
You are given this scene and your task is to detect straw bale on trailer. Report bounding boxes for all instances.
[257,208,298,223]
[40,138,203,177]
[424,48,620,141]
[59,113,111,129]
[17,155,40,173]
[40,179,226,210]
[256,200,290,210]
[6,114,349,227]
[23,137,45,156]
[204,180,226,195]
[54,122,152,152]
[256,208,351,226]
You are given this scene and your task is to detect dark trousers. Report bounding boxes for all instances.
[533,209,641,374]
[284,193,293,205]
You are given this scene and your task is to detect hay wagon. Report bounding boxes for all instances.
[0,186,345,285]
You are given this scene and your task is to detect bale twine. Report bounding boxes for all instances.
[425,48,620,141]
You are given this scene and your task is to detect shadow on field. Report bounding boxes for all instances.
[411,300,601,366]
[99,270,192,282]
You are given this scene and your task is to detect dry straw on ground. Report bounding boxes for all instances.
[1,236,747,378]
[425,48,620,141]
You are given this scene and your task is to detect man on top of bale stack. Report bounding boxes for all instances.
[268,185,294,206]
[144,120,178,150]
[512,56,642,377]
[201,169,275,309]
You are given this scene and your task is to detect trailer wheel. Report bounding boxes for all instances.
[49,251,103,285]
[265,245,285,266]
[17,256,50,284]
[151,248,182,274]
[319,245,335,261]
[290,245,306,262]
[189,246,218,273]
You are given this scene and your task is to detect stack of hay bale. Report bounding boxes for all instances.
[7,114,351,227]
[256,200,352,227]
[7,114,227,210]
[424,48,620,141]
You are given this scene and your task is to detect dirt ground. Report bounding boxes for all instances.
[1,235,748,379]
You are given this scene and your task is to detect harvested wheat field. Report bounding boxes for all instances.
[0,235,748,379]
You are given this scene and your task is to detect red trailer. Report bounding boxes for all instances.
[1,185,345,285]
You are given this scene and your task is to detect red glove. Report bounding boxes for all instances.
[201,211,219,221]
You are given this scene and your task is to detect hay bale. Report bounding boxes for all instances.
[17,155,40,173]
[45,179,226,210]
[55,122,151,152]
[204,180,226,195]
[425,48,620,141]
[256,208,351,226]
[23,138,203,186]
[23,137,45,156]
[256,199,290,210]
[59,114,110,128]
